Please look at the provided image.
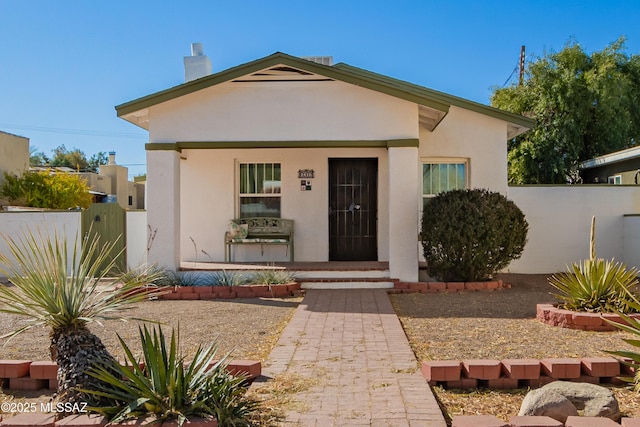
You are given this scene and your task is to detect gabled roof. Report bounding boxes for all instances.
[116,52,534,137]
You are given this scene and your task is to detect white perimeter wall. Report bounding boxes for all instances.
[507,186,640,273]
[0,211,81,278]
[180,147,389,263]
[0,211,148,278]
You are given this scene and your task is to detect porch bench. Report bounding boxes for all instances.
[224,217,294,262]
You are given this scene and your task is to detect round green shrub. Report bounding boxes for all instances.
[421,189,528,282]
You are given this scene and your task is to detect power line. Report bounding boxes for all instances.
[0,122,147,139]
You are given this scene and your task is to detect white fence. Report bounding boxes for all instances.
[507,185,640,274]
[0,209,147,279]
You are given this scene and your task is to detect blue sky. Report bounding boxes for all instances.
[1,0,639,178]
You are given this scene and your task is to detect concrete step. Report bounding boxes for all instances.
[299,277,397,289]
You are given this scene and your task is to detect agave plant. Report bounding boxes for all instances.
[549,258,640,313]
[84,325,256,426]
[604,290,640,390]
[212,270,246,287]
[0,229,164,409]
[549,216,640,313]
[250,269,296,285]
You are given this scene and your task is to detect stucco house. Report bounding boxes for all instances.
[579,145,640,185]
[116,45,534,282]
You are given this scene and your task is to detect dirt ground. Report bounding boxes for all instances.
[0,297,302,362]
[390,273,640,420]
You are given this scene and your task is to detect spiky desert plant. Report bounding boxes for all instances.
[549,217,640,313]
[212,270,246,287]
[605,290,640,390]
[250,269,296,285]
[84,325,256,426]
[0,228,165,410]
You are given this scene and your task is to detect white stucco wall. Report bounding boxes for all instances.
[148,80,418,143]
[126,210,147,269]
[420,106,509,194]
[507,185,640,273]
[146,150,181,269]
[180,147,390,263]
[0,211,81,278]
[388,147,419,281]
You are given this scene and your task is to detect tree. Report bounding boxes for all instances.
[491,37,640,184]
[29,146,50,166]
[30,145,108,173]
[0,230,162,411]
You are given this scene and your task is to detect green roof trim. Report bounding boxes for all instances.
[145,139,418,151]
[116,52,534,130]
[333,63,535,129]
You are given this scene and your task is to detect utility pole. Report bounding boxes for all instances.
[519,45,526,86]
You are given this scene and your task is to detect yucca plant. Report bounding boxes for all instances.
[84,325,256,426]
[212,270,246,287]
[549,217,640,313]
[250,269,296,285]
[0,229,165,409]
[604,290,640,390]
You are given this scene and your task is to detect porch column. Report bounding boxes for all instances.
[146,149,181,270]
[388,146,419,282]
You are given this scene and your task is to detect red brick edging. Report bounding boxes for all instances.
[0,412,218,426]
[391,280,508,293]
[536,304,640,331]
[421,356,629,390]
[159,283,301,300]
[0,359,261,392]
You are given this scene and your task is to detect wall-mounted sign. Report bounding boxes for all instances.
[301,180,312,191]
[298,169,315,179]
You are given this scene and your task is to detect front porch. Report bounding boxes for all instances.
[179,261,397,289]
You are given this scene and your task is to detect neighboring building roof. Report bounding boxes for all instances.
[578,145,640,169]
[0,130,28,140]
[116,52,534,138]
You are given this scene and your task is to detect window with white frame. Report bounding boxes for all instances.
[422,160,468,206]
[239,162,281,218]
[608,175,622,185]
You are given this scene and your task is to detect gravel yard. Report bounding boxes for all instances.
[391,273,640,420]
[0,297,301,362]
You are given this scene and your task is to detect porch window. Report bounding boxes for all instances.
[422,160,467,206]
[239,163,281,218]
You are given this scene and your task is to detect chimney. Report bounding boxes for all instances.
[184,43,212,82]
[108,151,116,165]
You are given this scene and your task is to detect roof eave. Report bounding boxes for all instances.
[116,51,534,135]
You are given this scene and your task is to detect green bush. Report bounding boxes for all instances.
[1,171,91,209]
[421,189,528,281]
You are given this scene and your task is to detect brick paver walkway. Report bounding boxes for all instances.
[260,289,447,426]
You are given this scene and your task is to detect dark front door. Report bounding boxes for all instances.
[329,158,378,261]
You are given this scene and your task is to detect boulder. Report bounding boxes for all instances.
[518,389,578,422]
[519,381,620,421]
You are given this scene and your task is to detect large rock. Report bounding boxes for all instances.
[518,389,578,422]
[518,381,620,422]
